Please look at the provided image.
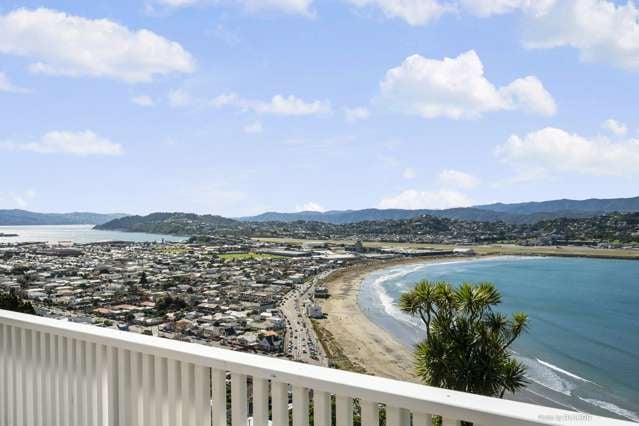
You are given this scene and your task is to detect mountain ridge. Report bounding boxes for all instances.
[0,210,129,226]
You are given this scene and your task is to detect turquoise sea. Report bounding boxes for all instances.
[0,224,186,244]
[358,256,639,422]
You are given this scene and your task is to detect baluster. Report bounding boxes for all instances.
[412,411,434,426]
[386,407,410,426]
[132,351,142,426]
[16,328,25,426]
[211,369,227,426]
[182,362,195,426]
[293,386,309,426]
[360,400,379,426]
[168,359,181,426]
[118,348,132,426]
[157,357,170,426]
[271,381,289,426]
[252,377,269,426]
[195,365,212,426]
[0,324,5,426]
[143,353,156,426]
[232,373,248,426]
[336,396,353,426]
[313,391,330,426]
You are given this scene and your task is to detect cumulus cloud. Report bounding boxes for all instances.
[602,118,628,136]
[378,50,556,119]
[131,95,155,107]
[297,202,325,212]
[1,130,123,156]
[344,106,370,122]
[168,89,193,107]
[0,189,36,208]
[523,0,639,71]
[437,169,480,189]
[156,0,314,16]
[460,0,557,17]
[243,121,264,134]
[347,0,451,26]
[0,72,30,93]
[379,189,473,209]
[211,92,331,116]
[496,127,639,177]
[0,8,194,83]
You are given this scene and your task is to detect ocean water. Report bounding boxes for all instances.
[358,256,639,422]
[0,224,187,244]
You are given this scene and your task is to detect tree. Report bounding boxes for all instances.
[399,281,528,398]
[0,290,36,315]
[139,271,148,285]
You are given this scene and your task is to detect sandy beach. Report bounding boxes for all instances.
[314,256,456,382]
[314,255,558,407]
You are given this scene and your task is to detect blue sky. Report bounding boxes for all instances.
[0,0,638,216]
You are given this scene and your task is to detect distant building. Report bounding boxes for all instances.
[314,287,329,298]
[306,303,323,319]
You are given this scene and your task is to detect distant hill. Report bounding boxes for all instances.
[240,196,639,224]
[95,212,240,235]
[476,196,639,215]
[0,210,128,226]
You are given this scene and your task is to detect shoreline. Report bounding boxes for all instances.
[314,254,567,407]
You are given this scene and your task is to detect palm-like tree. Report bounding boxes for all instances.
[400,280,528,398]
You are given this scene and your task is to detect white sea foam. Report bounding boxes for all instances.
[519,357,575,396]
[578,398,639,422]
[536,359,594,384]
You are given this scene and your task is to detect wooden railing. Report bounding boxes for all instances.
[0,309,633,426]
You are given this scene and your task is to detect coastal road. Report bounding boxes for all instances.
[280,272,329,366]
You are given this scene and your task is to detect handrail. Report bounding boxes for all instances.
[0,309,634,426]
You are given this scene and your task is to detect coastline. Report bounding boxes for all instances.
[314,254,566,407]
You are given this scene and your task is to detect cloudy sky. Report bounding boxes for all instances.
[0,0,638,216]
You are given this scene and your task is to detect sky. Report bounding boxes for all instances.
[0,0,638,216]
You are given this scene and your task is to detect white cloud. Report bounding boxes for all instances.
[1,130,123,156]
[131,95,155,107]
[238,0,314,16]
[0,72,30,93]
[496,127,639,177]
[602,118,628,136]
[378,50,556,119]
[0,189,36,208]
[379,189,473,209]
[168,89,193,107]
[437,169,480,189]
[297,202,325,212]
[211,92,331,116]
[344,106,370,122]
[156,0,314,15]
[523,0,639,71]
[460,0,557,17]
[243,121,264,134]
[0,8,194,83]
[347,0,451,26]
[403,167,417,179]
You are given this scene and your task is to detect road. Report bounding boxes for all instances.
[279,272,329,366]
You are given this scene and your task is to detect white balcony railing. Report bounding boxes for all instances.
[0,309,634,426]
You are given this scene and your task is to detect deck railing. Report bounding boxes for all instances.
[0,309,633,426]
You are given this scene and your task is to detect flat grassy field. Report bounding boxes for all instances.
[253,238,639,260]
[218,252,283,262]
